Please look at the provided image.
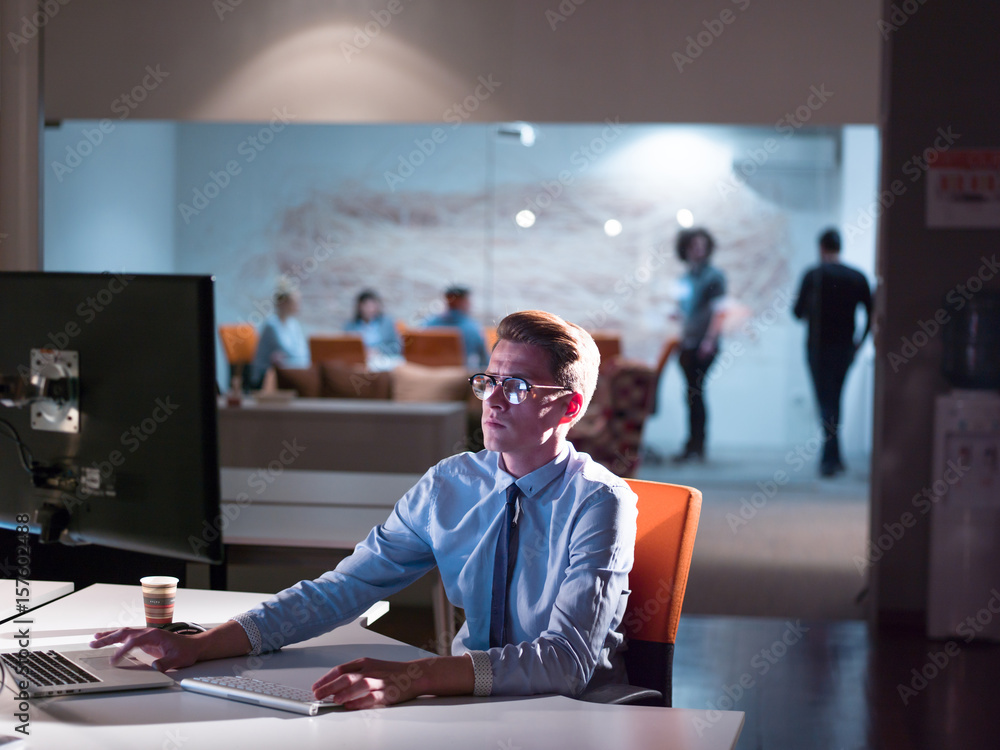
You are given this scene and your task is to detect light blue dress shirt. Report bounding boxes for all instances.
[233,443,637,697]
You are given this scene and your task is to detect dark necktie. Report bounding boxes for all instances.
[489,484,520,648]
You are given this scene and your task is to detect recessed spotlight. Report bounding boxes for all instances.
[677,209,694,228]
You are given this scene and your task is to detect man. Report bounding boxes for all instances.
[424,285,488,367]
[672,228,727,463]
[793,228,872,477]
[91,310,637,708]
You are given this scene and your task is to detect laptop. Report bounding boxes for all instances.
[1,647,174,697]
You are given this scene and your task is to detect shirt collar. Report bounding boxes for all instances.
[496,444,571,498]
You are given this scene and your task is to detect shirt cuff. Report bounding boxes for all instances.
[467,650,493,697]
[230,612,263,656]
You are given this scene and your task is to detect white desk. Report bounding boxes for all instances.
[0,579,73,623]
[0,585,744,750]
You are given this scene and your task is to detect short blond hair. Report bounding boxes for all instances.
[495,310,600,425]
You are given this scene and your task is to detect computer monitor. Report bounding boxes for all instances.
[0,272,222,565]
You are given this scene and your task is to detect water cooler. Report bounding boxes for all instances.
[926,293,1000,641]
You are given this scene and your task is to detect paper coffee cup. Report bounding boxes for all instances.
[140,576,178,627]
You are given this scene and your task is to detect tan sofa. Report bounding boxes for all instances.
[274,360,484,451]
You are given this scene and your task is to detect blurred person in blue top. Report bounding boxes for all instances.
[671,228,727,463]
[92,310,638,710]
[425,285,488,367]
[344,289,401,367]
[248,277,310,388]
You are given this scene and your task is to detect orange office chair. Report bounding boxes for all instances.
[581,479,702,706]
[218,324,259,387]
[402,328,465,367]
[309,334,367,367]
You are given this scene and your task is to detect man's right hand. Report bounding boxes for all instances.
[90,627,203,672]
[90,619,252,672]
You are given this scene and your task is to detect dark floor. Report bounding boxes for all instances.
[369,606,1000,749]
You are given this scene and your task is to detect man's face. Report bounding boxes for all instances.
[480,340,574,471]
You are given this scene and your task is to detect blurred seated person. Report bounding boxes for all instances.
[344,289,402,369]
[247,278,310,389]
[425,285,488,368]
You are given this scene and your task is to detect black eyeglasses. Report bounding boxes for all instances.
[469,373,573,405]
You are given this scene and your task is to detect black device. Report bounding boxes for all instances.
[0,272,222,564]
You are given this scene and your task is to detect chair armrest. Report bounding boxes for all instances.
[577,683,664,706]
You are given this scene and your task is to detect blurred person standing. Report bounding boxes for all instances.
[672,228,727,463]
[793,228,872,477]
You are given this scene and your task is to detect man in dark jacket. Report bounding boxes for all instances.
[793,228,872,476]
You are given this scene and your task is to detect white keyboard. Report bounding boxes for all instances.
[180,675,341,715]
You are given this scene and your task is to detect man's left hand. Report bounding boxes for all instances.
[312,657,424,709]
[312,654,475,710]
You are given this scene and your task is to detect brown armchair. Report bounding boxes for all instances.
[401,328,465,367]
[309,334,367,367]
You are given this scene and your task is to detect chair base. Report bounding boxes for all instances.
[577,682,663,706]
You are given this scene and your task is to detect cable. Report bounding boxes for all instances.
[0,418,35,474]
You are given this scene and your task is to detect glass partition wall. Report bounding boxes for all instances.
[43,121,878,461]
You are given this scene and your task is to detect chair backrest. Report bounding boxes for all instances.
[403,328,465,367]
[218,324,258,365]
[566,360,657,477]
[621,478,702,706]
[309,334,367,367]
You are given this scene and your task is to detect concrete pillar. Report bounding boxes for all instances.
[0,0,43,271]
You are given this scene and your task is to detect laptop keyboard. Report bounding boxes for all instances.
[1,650,102,687]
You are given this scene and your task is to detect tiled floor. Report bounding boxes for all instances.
[637,447,871,621]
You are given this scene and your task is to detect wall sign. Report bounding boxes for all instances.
[927,149,1000,228]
